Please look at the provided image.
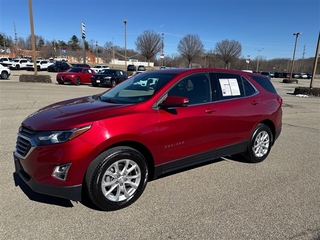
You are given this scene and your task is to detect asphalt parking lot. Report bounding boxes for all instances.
[1,70,320,239]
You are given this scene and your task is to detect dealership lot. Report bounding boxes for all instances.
[1,71,320,239]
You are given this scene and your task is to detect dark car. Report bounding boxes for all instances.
[260,71,273,79]
[47,61,71,72]
[71,63,91,68]
[91,69,128,87]
[14,68,282,211]
[127,64,136,71]
[56,67,96,85]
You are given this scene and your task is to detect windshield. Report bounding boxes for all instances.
[100,69,116,74]
[68,67,82,73]
[100,72,176,104]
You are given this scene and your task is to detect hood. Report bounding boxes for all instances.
[58,71,76,75]
[94,73,114,77]
[23,95,135,130]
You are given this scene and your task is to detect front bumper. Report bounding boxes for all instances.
[91,78,112,86]
[57,76,74,84]
[14,153,82,201]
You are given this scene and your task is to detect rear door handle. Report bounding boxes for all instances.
[205,108,217,113]
[251,100,260,105]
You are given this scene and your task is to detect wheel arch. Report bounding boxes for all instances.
[258,119,276,145]
[89,140,156,181]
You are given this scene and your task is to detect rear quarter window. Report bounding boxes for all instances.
[250,75,277,94]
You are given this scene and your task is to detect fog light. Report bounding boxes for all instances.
[52,163,71,181]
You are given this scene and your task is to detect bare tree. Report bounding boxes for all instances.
[177,34,204,68]
[135,30,162,66]
[38,40,56,59]
[214,39,242,69]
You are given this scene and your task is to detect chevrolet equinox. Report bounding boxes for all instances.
[14,68,282,211]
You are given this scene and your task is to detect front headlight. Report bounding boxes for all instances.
[35,125,91,145]
[104,76,111,80]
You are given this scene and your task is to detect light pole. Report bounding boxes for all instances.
[289,32,302,80]
[124,20,127,69]
[255,48,264,72]
[161,33,164,66]
[3,40,6,57]
[96,41,98,64]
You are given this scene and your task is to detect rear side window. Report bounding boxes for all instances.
[215,73,245,100]
[210,73,258,101]
[250,75,277,93]
[241,76,257,96]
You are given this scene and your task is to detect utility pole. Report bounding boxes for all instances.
[302,44,306,59]
[28,0,37,75]
[310,31,319,88]
[96,41,98,64]
[14,22,18,57]
[289,32,302,80]
[256,48,264,72]
[161,33,164,66]
[124,20,127,69]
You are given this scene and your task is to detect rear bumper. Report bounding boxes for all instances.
[13,153,82,201]
[274,128,281,142]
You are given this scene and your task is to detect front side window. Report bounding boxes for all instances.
[168,73,210,105]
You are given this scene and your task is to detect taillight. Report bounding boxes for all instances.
[277,96,283,106]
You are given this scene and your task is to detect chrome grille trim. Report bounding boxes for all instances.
[14,131,37,160]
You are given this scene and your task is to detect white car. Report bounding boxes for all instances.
[299,73,308,79]
[10,59,30,70]
[0,63,11,79]
[26,60,53,71]
[91,65,109,73]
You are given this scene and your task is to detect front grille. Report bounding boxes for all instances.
[19,126,37,137]
[16,135,32,158]
[15,126,37,159]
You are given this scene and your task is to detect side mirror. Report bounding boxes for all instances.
[159,95,189,109]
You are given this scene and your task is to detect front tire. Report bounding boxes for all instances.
[244,124,273,163]
[1,71,8,79]
[85,146,148,211]
[75,77,81,85]
[111,79,116,87]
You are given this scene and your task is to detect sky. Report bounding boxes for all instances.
[0,0,319,60]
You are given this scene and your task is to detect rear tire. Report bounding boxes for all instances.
[85,146,148,211]
[244,124,273,163]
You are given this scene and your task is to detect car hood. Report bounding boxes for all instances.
[22,95,135,130]
[93,73,114,77]
[57,72,77,75]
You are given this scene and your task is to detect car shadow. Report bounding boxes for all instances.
[12,154,250,211]
[13,172,74,208]
[154,154,251,181]
[13,172,104,211]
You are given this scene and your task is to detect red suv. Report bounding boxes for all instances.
[14,68,282,211]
